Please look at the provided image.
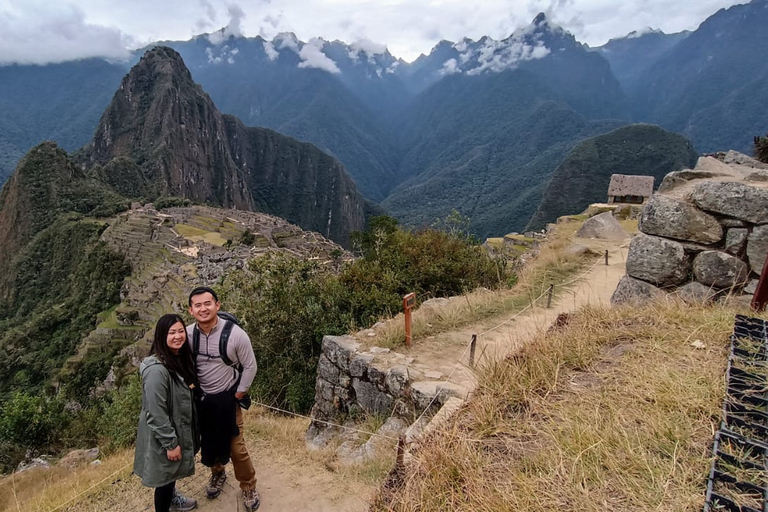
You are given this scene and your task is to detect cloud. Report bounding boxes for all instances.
[457,35,551,76]
[298,37,340,74]
[263,40,279,60]
[207,3,245,44]
[440,58,461,75]
[0,1,132,65]
[348,38,388,63]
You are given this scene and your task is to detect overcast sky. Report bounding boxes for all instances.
[0,0,749,65]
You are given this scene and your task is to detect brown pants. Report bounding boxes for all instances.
[211,407,257,491]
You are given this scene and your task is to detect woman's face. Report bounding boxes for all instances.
[166,321,187,354]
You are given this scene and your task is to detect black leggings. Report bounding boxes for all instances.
[154,481,176,512]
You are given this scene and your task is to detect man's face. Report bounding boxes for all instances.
[188,292,221,324]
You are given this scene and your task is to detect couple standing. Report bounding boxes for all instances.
[133,287,260,511]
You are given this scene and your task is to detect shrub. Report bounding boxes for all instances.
[755,133,768,163]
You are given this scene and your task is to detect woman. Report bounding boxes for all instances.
[134,314,200,512]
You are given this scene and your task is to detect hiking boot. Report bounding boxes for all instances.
[170,490,197,511]
[242,487,260,511]
[206,470,227,499]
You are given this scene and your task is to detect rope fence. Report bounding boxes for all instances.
[41,253,609,511]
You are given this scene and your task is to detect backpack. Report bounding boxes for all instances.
[191,311,242,369]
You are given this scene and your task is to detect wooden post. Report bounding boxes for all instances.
[605,250,609,266]
[546,283,554,308]
[396,434,406,468]
[751,255,768,312]
[403,293,416,347]
[469,334,477,368]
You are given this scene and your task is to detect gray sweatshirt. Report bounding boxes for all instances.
[187,319,257,395]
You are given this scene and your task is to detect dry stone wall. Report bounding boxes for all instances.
[612,152,768,305]
[306,335,467,449]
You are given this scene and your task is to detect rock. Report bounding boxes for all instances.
[745,280,759,294]
[658,169,729,192]
[410,381,468,412]
[369,347,390,354]
[367,364,388,389]
[747,225,768,274]
[677,282,719,304]
[638,194,722,244]
[424,371,443,380]
[16,458,50,473]
[723,150,768,169]
[59,448,100,469]
[626,234,689,287]
[322,335,360,372]
[576,212,628,240]
[316,354,340,385]
[747,171,768,182]
[351,379,393,415]
[719,218,748,228]
[725,228,749,256]
[316,378,334,401]
[421,297,449,309]
[691,181,768,224]
[385,366,410,397]
[564,244,599,257]
[305,421,339,451]
[349,354,374,378]
[693,251,750,289]
[611,275,665,305]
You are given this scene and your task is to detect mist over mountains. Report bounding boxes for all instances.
[1,0,767,236]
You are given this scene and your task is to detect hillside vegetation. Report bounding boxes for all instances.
[527,124,698,229]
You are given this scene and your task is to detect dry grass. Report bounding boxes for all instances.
[0,408,391,512]
[365,222,596,348]
[372,300,765,511]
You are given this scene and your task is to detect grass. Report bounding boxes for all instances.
[175,224,227,246]
[371,300,766,511]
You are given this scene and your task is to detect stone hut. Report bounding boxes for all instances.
[607,174,655,204]
[611,152,768,305]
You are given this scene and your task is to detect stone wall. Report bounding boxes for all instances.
[306,335,467,447]
[612,154,768,305]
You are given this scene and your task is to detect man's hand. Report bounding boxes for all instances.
[235,391,246,400]
[167,446,182,461]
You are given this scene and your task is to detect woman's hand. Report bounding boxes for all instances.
[167,446,182,461]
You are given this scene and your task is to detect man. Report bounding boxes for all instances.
[187,286,260,511]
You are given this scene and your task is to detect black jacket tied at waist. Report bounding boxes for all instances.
[198,389,239,467]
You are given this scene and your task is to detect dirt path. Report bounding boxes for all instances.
[406,237,629,393]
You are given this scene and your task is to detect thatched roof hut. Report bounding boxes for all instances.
[608,174,654,204]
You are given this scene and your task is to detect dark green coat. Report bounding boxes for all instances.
[133,356,198,488]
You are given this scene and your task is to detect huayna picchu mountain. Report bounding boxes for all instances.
[80,46,368,245]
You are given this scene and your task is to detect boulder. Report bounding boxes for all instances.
[658,169,729,192]
[349,353,374,378]
[693,251,750,289]
[746,280,759,295]
[722,150,768,169]
[626,234,689,287]
[747,171,768,182]
[638,194,722,244]
[611,275,665,305]
[677,282,719,304]
[690,181,768,224]
[725,228,749,256]
[747,225,768,275]
[576,212,628,240]
[317,354,340,385]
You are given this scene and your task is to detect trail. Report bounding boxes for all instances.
[25,236,629,512]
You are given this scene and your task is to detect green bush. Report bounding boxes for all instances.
[221,216,506,413]
[96,372,142,452]
[222,254,352,413]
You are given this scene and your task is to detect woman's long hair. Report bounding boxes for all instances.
[150,314,198,388]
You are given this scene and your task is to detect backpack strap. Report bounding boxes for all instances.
[192,325,200,356]
[218,320,236,368]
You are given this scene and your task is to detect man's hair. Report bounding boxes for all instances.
[188,286,219,306]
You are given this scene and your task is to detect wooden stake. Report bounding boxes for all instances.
[469,334,477,368]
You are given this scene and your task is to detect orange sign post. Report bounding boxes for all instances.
[403,293,416,348]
